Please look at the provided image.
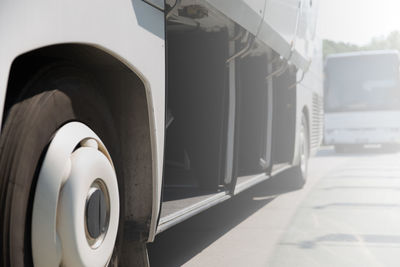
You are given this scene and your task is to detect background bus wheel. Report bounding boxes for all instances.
[292,115,309,188]
[0,65,123,267]
[381,143,400,153]
[334,145,346,153]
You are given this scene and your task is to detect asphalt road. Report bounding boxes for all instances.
[148,147,400,267]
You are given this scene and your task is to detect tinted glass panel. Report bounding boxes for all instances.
[326,54,400,112]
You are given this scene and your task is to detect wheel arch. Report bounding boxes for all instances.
[4,43,156,242]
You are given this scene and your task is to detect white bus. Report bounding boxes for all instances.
[324,51,400,152]
[0,0,322,266]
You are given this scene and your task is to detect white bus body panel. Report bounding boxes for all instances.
[0,0,165,242]
[205,0,266,35]
[258,0,319,70]
[325,111,400,145]
[259,0,299,56]
[293,38,323,165]
[206,0,319,71]
[295,0,319,61]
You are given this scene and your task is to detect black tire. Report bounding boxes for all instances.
[381,143,400,153]
[335,144,364,153]
[292,115,309,188]
[334,144,346,153]
[0,64,124,266]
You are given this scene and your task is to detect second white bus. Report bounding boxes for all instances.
[324,50,400,152]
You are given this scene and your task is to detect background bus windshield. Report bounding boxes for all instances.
[326,54,400,112]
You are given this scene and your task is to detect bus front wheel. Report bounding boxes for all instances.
[0,65,123,267]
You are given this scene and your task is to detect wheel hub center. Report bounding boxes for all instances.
[86,182,109,241]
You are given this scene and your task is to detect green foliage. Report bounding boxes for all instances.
[323,31,400,58]
[323,40,361,57]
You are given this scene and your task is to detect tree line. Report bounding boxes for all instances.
[323,31,400,57]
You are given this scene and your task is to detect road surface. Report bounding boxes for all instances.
[148,147,400,266]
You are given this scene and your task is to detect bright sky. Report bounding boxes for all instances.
[318,0,400,45]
